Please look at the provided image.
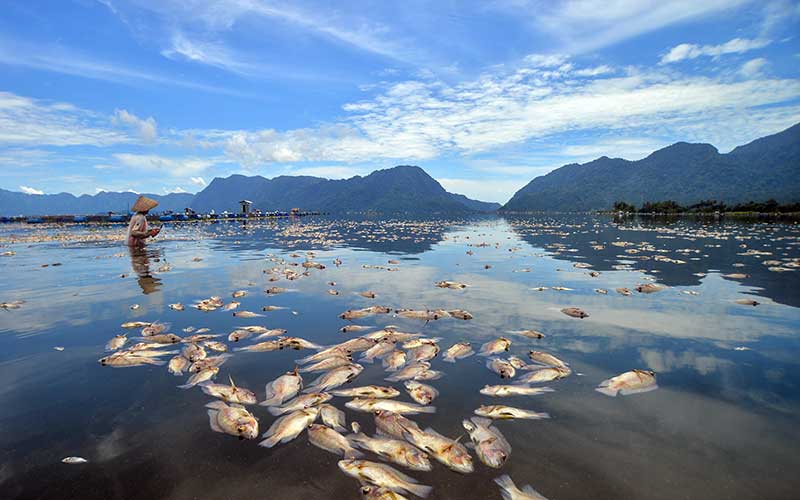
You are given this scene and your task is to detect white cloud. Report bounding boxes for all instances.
[660,37,770,64]
[573,65,614,77]
[290,166,366,178]
[523,53,569,68]
[0,91,128,146]
[739,57,769,77]
[113,153,217,177]
[113,109,157,143]
[164,186,187,194]
[19,185,44,195]
[189,176,207,187]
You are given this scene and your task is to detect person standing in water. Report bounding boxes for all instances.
[126,195,161,247]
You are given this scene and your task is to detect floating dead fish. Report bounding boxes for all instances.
[319,403,348,432]
[233,311,263,318]
[121,321,151,329]
[299,354,353,373]
[443,342,474,362]
[596,369,657,397]
[560,307,589,319]
[178,366,218,389]
[328,289,340,295]
[479,338,511,356]
[259,407,320,448]
[338,459,432,498]
[61,457,88,464]
[168,355,189,376]
[616,288,632,296]
[507,330,545,339]
[480,385,555,397]
[232,290,247,298]
[206,401,259,439]
[53,346,65,351]
[268,393,331,416]
[474,405,549,420]
[169,303,185,311]
[141,322,169,336]
[341,325,371,333]
[105,334,127,351]
[399,426,473,474]
[494,474,548,500]
[201,376,257,405]
[515,366,572,384]
[359,291,377,299]
[203,341,228,352]
[182,343,207,362]
[189,355,232,373]
[551,286,573,291]
[331,385,400,399]
[463,417,511,469]
[349,425,431,472]
[383,350,407,372]
[261,368,303,407]
[223,301,240,311]
[182,334,219,343]
[528,351,568,368]
[130,304,140,310]
[265,287,287,295]
[346,398,436,415]
[435,280,468,289]
[636,283,663,293]
[147,333,182,344]
[448,309,473,320]
[308,423,362,458]
[404,381,439,405]
[304,363,364,393]
[734,298,760,306]
[594,288,608,294]
[486,358,516,379]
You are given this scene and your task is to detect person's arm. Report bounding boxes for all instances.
[129,216,149,238]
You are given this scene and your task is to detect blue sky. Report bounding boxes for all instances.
[0,0,798,203]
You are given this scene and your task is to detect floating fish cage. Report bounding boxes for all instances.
[0,210,322,224]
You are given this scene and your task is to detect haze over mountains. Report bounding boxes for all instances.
[501,122,800,212]
[0,166,500,216]
[2,123,797,216]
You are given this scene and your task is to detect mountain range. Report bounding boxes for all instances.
[0,166,500,216]
[2,123,797,216]
[501,122,800,212]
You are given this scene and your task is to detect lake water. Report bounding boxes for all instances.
[1,215,799,500]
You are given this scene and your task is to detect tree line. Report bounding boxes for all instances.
[611,199,800,214]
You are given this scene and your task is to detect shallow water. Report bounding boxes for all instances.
[1,215,799,500]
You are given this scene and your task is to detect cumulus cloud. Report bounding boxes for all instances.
[113,109,157,143]
[19,185,43,195]
[164,186,187,194]
[189,176,207,187]
[113,153,216,177]
[660,37,770,64]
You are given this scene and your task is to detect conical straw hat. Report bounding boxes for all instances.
[131,195,158,212]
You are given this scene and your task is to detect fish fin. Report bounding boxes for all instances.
[471,417,493,428]
[405,483,433,499]
[205,401,227,410]
[619,384,658,396]
[267,406,286,416]
[594,386,619,397]
[206,410,224,433]
[417,405,436,414]
[521,484,548,499]
[177,382,194,389]
[258,435,280,448]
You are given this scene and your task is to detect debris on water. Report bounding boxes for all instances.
[61,457,88,464]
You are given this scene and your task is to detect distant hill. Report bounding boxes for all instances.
[0,189,194,216]
[0,165,499,216]
[501,122,800,212]
[191,165,499,214]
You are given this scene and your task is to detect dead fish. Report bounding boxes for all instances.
[61,456,88,464]
[515,366,572,384]
[480,385,555,397]
[615,288,632,296]
[474,405,549,420]
[252,329,289,340]
[374,410,422,439]
[383,350,407,372]
[168,355,189,376]
[280,337,322,350]
[308,423,362,458]
[223,301,240,311]
[551,286,572,291]
[259,407,320,448]
[346,398,435,415]
[169,303,185,311]
[146,333,182,344]
[262,305,286,312]
[361,340,397,363]
[304,363,364,393]
[97,352,167,367]
[268,393,331,416]
[443,342,474,363]
[386,362,430,382]
[341,325,371,333]
[130,304,140,310]
[232,290,247,298]
[182,334,220,343]
[337,459,432,498]
[141,322,169,336]
[463,417,511,468]
[189,355,232,373]
[121,321,150,329]
[487,358,516,379]
[203,341,228,352]
[507,329,546,339]
[234,340,283,352]
[435,280,468,289]
[331,385,400,399]
[201,376,257,405]
[494,474,549,500]
[299,354,353,373]
[348,428,431,472]
[479,338,511,356]
[341,309,371,320]
[261,368,304,407]
[723,273,749,279]
[594,288,608,294]
[404,381,439,405]
[53,346,65,351]
[735,298,760,306]
[319,403,348,432]
[448,309,473,320]
[178,366,219,389]
[206,401,259,440]
[233,311,263,318]
[359,291,377,299]
[560,307,589,319]
[265,287,287,295]
[528,351,568,368]
[182,343,207,362]
[228,329,253,342]
[399,426,473,474]
[596,369,658,397]
[105,334,127,351]
[408,343,439,363]
[328,289,340,296]
[636,283,663,293]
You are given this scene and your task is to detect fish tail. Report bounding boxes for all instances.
[177,383,194,389]
[417,405,436,414]
[494,475,518,500]
[258,435,280,448]
[405,482,433,498]
[594,386,619,397]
